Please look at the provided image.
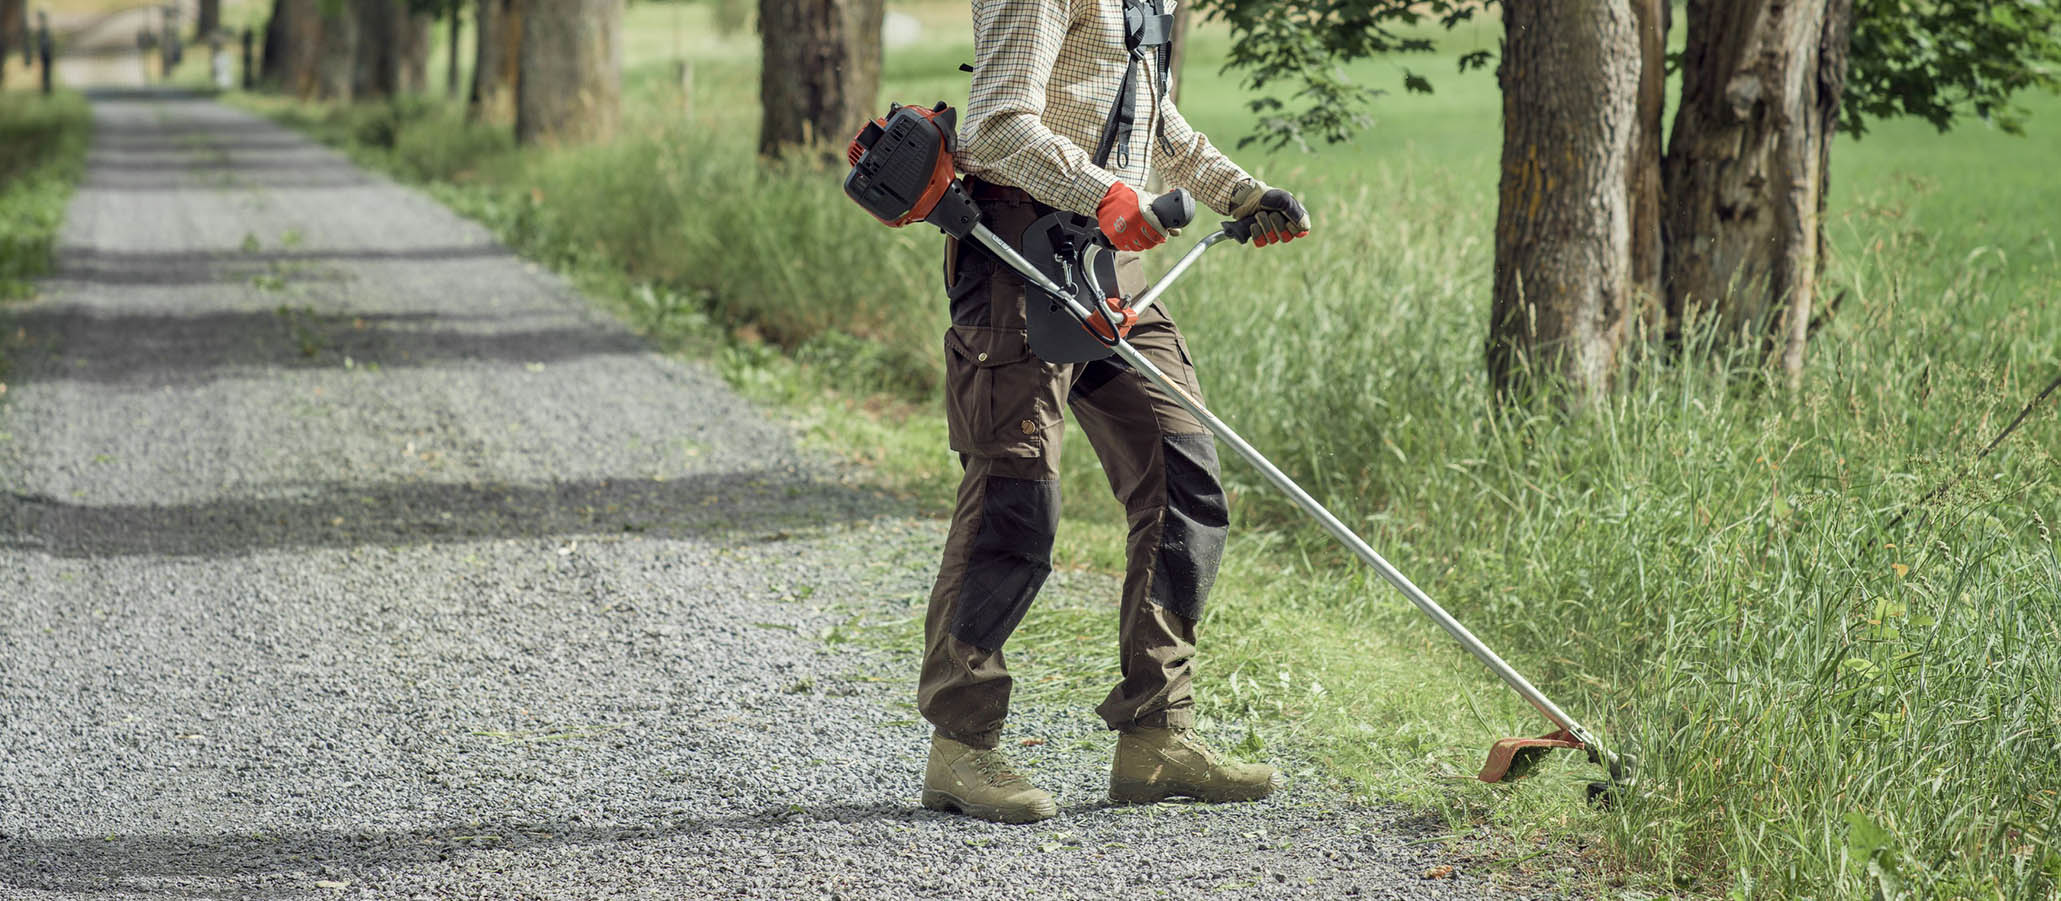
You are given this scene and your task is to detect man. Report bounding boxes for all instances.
[918,0,1313,824]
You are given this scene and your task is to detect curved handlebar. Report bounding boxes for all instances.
[1219,217,1257,244]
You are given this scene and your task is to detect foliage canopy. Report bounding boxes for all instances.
[1202,0,2061,148]
[1844,0,2061,135]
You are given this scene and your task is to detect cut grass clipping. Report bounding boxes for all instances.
[236,4,2061,895]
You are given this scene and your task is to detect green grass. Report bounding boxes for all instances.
[234,3,2061,896]
[0,89,91,302]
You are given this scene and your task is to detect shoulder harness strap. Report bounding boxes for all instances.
[1091,0,1175,171]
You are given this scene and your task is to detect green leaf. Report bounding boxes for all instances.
[1845,811,1894,861]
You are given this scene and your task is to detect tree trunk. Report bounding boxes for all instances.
[515,0,621,146]
[313,1,357,101]
[261,0,291,86]
[0,0,20,88]
[1627,0,1668,335]
[1661,0,1855,383]
[446,2,460,97]
[1166,0,1193,104]
[469,0,522,124]
[757,0,883,157]
[1142,0,1194,192]
[396,8,430,93]
[352,0,433,99]
[196,0,220,38]
[353,0,394,99]
[1487,0,1641,406]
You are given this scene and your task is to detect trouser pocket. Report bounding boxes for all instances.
[943,325,1060,459]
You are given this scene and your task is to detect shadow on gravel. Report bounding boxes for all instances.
[90,135,329,153]
[82,168,380,193]
[86,156,379,172]
[1,472,893,558]
[60,97,383,192]
[80,87,220,102]
[0,803,933,897]
[53,245,514,287]
[8,305,650,385]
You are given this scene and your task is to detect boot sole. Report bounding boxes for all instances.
[921,789,1057,824]
[1108,777,1277,805]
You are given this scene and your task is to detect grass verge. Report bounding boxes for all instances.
[230,8,2061,894]
[0,89,90,301]
[0,88,92,388]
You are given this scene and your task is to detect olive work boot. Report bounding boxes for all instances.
[921,734,1058,824]
[1109,727,1284,804]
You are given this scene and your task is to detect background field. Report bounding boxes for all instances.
[144,1,2061,895]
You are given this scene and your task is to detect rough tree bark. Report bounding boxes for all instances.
[1661,0,1855,383]
[469,0,523,124]
[1627,0,1668,332]
[515,0,621,146]
[1487,0,1641,405]
[757,0,883,157]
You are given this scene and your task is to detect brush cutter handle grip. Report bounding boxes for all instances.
[1220,217,1256,244]
[1149,189,1196,233]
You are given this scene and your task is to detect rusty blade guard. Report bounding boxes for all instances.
[1478,729,1586,783]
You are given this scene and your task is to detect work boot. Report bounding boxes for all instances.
[922,734,1058,824]
[1109,727,1284,804]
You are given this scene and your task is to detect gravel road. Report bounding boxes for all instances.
[0,92,1540,899]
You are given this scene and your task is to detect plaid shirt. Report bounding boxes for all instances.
[956,0,1255,219]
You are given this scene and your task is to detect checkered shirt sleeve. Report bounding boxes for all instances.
[1153,94,1253,216]
[957,0,1255,218]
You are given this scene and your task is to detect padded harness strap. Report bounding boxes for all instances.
[1091,0,1175,170]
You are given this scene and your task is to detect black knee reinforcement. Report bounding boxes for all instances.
[1151,434,1227,621]
[952,475,1061,650]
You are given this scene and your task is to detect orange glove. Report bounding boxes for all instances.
[1096,182,1168,252]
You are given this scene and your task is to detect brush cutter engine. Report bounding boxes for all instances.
[844,102,1192,363]
[844,102,980,239]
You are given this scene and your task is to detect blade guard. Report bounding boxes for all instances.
[1478,729,1584,783]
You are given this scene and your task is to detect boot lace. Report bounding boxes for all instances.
[1174,729,1223,766]
[970,749,1027,787]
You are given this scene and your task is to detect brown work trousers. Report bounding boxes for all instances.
[917,178,1229,750]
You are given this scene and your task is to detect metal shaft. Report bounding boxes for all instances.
[1127,230,1234,318]
[968,223,1609,761]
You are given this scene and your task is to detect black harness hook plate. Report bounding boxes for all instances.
[1019,212,1121,364]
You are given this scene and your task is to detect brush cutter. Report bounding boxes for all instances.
[846,102,1637,798]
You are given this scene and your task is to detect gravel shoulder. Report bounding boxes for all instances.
[0,91,1534,900]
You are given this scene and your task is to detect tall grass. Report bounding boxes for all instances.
[239,7,2061,893]
[1159,141,2060,897]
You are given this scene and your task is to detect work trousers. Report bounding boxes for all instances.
[917,178,1229,750]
